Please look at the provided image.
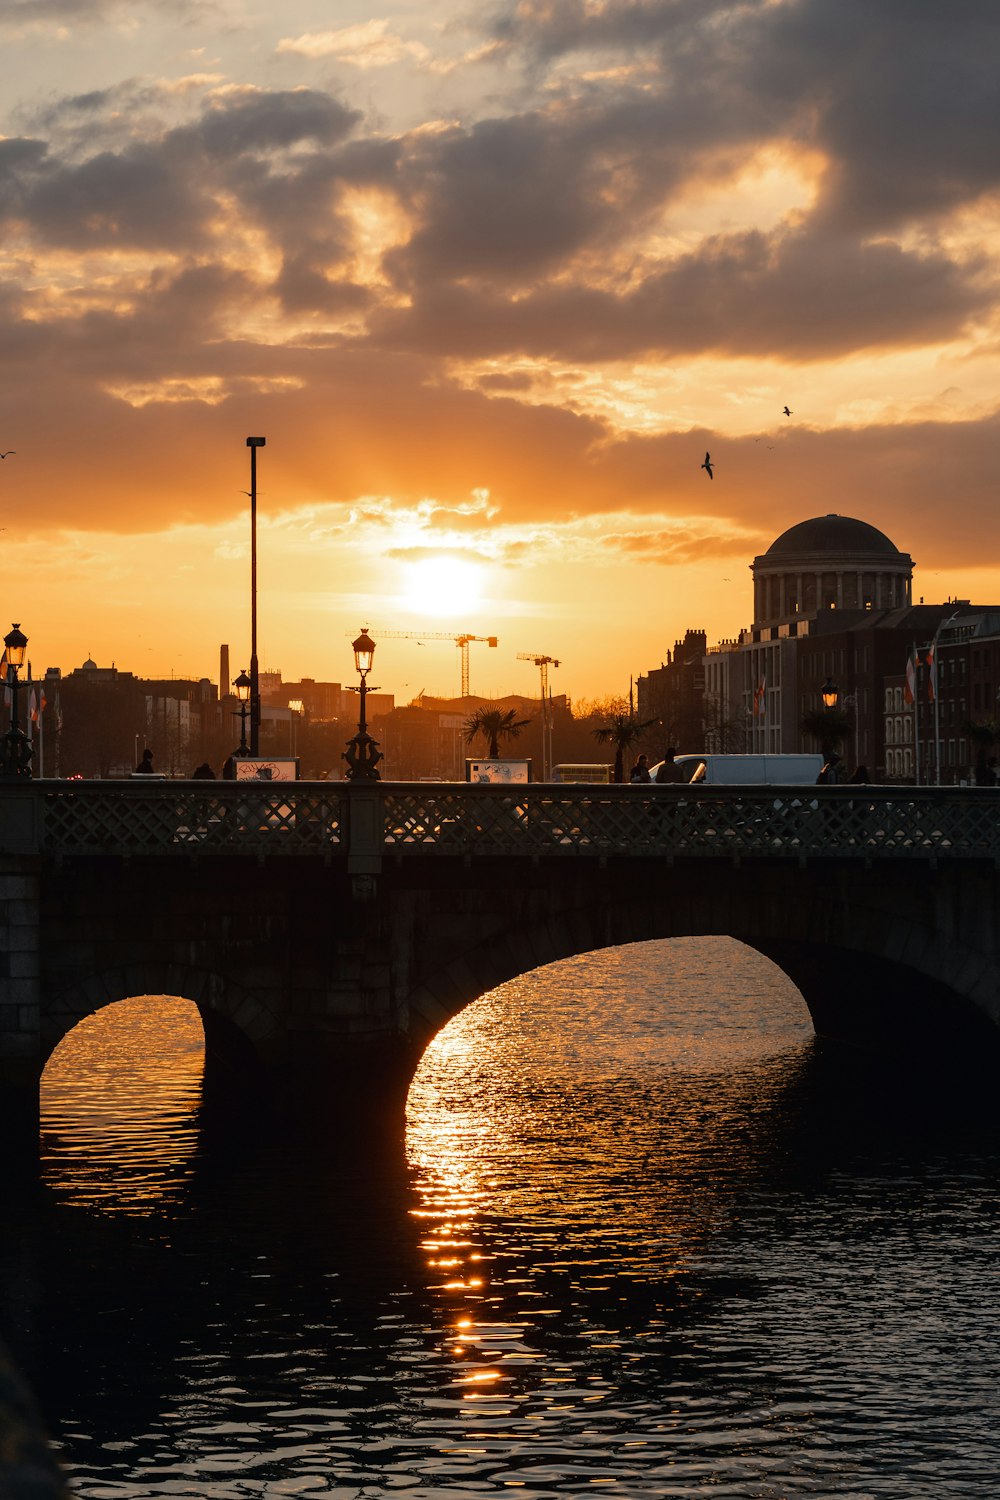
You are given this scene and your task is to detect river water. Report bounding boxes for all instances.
[3,936,1000,1498]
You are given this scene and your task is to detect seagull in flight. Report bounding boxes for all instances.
[782,406,793,417]
[701,452,714,479]
[0,451,15,459]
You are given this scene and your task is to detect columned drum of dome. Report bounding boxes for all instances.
[751,513,914,631]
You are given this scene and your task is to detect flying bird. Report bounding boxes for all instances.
[782,406,793,416]
[701,452,714,479]
[0,451,15,458]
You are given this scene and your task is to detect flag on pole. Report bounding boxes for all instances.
[28,687,37,723]
[904,653,916,704]
[38,684,47,717]
[925,645,937,702]
[753,675,766,715]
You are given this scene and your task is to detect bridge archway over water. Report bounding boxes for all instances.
[397,860,1000,1077]
[40,963,272,1096]
[3,781,1000,1159]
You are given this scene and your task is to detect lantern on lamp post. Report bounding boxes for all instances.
[233,668,251,757]
[343,627,383,780]
[0,623,32,779]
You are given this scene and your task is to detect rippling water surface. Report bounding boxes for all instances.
[3,937,999,1497]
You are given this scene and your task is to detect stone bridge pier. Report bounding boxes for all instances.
[2,836,1000,1165]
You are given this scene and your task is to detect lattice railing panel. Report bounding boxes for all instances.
[38,786,345,855]
[1,782,997,862]
[380,786,1000,860]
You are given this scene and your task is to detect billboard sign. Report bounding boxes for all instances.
[234,757,299,782]
[465,758,532,784]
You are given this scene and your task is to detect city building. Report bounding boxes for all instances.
[636,629,707,749]
[637,513,1000,781]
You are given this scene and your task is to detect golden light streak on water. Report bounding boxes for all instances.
[39,995,204,1216]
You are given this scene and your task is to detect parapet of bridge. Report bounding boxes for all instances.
[2,779,1000,1157]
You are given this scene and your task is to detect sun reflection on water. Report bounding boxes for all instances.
[40,995,205,1216]
[405,937,814,1423]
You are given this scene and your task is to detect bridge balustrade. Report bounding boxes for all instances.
[0,781,994,862]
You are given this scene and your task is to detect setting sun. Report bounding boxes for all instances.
[401,556,487,618]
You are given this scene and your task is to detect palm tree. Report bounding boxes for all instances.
[800,707,850,760]
[463,704,531,758]
[592,712,657,783]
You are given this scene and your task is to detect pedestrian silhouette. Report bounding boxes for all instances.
[134,748,155,775]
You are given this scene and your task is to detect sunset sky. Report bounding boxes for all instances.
[2,1,999,703]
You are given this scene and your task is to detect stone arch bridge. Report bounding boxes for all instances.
[2,778,999,1152]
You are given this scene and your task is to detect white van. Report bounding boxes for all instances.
[649,753,824,786]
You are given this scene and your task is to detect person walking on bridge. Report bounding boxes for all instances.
[816,753,847,785]
[655,748,684,784]
[629,754,651,783]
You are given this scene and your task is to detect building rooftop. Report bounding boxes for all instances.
[765,514,902,558]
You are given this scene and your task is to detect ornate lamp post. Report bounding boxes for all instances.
[343,627,383,781]
[233,668,251,756]
[821,677,839,709]
[0,623,32,779]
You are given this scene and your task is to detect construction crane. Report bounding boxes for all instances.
[518,652,561,779]
[374,630,498,698]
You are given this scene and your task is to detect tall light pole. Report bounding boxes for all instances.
[246,436,265,755]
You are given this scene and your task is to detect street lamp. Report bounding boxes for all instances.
[246,436,265,755]
[288,698,304,761]
[343,627,383,780]
[233,668,251,756]
[821,677,839,709]
[0,623,32,779]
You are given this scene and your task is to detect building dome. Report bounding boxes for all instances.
[766,514,901,558]
[751,513,913,630]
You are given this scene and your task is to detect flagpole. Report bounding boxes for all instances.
[930,611,958,787]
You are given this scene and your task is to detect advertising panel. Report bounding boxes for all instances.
[465,759,532,784]
[234,757,299,781]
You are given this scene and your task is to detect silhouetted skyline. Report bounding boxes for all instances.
[0,3,996,699]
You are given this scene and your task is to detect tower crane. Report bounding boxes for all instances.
[517,652,561,779]
[373,630,498,698]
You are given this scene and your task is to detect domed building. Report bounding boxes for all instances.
[707,512,989,780]
[751,513,914,633]
[653,510,999,781]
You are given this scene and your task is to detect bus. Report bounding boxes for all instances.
[551,763,613,784]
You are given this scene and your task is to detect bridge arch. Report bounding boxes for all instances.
[40,960,277,1083]
[399,861,1000,1067]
